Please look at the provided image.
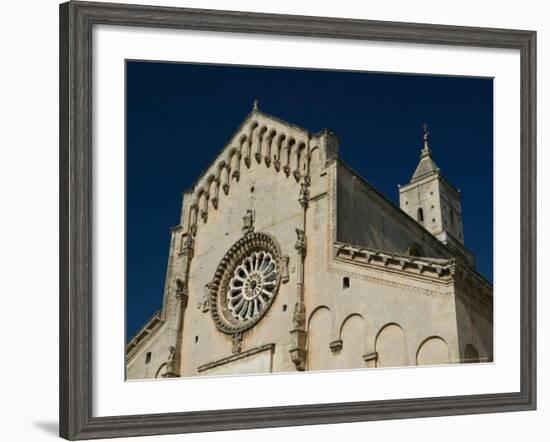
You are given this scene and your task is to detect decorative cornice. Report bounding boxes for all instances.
[126,311,163,359]
[333,242,455,281]
[197,343,275,373]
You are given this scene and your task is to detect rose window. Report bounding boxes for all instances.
[210,233,282,334]
[227,251,278,321]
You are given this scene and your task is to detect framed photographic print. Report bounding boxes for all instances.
[59,1,536,440]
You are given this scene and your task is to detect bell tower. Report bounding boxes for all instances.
[399,124,473,266]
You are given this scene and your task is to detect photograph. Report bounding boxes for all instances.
[125,61,494,379]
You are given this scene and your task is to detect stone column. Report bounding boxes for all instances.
[289,179,310,371]
[162,234,194,378]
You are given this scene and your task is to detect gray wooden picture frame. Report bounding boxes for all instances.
[59,1,537,440]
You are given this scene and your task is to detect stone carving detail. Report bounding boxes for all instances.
[198,283,211,312]
[175,278,188,307]
[180,234,194,257]
[292,302,306,329]
[162,346,178,378]
[282,255,290,283]
[298,181,309,208]
[242,209,255,235]
[363,351,378,362]
[329,339,343,353]
[226,251,278,322]
[231,332,243,354]
[210,232,283,334]
[295,228,307,257]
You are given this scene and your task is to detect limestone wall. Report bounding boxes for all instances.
[336,162,454,259]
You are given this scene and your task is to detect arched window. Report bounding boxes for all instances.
[417,208,424,223]
[450,210,455,225]
[406,243,425,257]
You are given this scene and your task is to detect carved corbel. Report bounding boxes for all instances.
[361,351,378,368]
[329,339,343,354]
[162,346,179,378]
[200,192,209,222]
[273,157,281,171]
[231,155,241,181]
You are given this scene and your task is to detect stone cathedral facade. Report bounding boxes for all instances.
[126,103,493,380]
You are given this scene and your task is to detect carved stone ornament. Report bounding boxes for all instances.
[210,232,283,334]
[200,283,211,312]
[292,302,306,329]
[329,339,343,353]
[282,255,290,283]
[242,209,255,235]
[162,346,178,378]
[175,278,188,307]
[298,181,309,208]
[295,228,307,256]
[181,234,194,256]
[231,332,243,354]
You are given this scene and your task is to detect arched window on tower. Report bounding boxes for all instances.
[417,208,424,224]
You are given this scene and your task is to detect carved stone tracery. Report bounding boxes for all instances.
[210,232,283,335]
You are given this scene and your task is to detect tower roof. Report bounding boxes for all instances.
[411,123,440,182]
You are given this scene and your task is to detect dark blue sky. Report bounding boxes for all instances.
[126,61,493,341]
